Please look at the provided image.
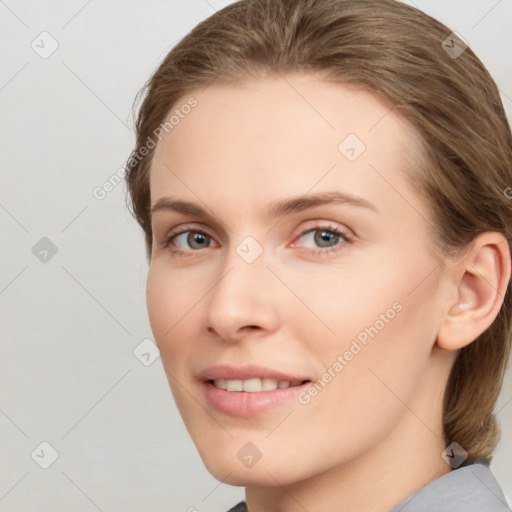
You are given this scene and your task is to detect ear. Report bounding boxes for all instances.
[436,232,511,351]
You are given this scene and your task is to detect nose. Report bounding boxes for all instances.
[204,246,280,343]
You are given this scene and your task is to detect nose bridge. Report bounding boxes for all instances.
[205,237,279,339]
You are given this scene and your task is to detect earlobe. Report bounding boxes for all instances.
[437,233,511,351]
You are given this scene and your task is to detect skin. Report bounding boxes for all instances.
[146,73,509,512]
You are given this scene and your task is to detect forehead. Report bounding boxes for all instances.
[149,73,424,219]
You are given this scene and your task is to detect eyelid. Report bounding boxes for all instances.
[165,222,214,238]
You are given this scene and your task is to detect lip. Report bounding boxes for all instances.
[202,380,312,417]
[198,364,313,417]
[198,363,312,382]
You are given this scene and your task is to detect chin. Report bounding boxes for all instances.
[198,446,305,487]
[206,463,292,487]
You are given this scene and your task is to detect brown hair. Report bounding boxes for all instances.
[125,0,512,460]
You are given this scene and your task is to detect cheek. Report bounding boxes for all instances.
[313,274,440,434]
[146,264,199,363]
[146,264,203,419]
[290,252,441,416]
[279,297,438,479]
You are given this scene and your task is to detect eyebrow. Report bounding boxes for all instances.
[150,191,378,220]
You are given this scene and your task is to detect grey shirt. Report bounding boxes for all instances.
[226,459,511,512]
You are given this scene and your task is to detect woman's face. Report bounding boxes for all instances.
[147,73,456,486]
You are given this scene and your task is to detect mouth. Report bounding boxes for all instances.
[201,378,313,417]
[198,363,314,416]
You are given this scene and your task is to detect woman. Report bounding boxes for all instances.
[125,0,512,510]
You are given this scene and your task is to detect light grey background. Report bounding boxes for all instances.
[1,1,511,511]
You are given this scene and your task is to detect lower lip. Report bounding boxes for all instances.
[202,381,311,417]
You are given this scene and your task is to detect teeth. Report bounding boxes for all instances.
[226,379,243,391]
[243,378,261,392]
[212,378,306,392]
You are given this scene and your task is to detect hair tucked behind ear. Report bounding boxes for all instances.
[125,0,512,460]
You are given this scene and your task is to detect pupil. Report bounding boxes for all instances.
[315,230,338,247]
[188,232,208,249]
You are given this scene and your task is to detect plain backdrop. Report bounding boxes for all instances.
[1,1,511,511]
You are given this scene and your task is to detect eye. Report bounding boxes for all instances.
[292,224,352,255]
[175,231,211,250]
[162,226,216,256]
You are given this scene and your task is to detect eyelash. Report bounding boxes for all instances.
[161,223,352,258]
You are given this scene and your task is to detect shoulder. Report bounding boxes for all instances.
[389,460,511,512]
[225,501,247,512]
[223,461,511,512]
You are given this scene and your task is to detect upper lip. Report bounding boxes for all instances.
[198,364,312,382]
